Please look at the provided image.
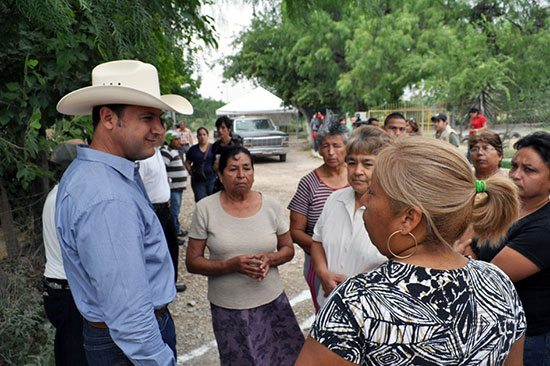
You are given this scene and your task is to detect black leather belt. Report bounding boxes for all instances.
[43,277,70,290]
[152,201,170,210]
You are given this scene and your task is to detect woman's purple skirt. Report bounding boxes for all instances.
[211,292,305,366]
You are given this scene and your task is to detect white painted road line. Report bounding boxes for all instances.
[177,290,313,364]
[300,315,315,331]
[177,340,217,363]
[289,289,311,307]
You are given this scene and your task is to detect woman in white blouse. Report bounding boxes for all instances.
[311,126,390,308]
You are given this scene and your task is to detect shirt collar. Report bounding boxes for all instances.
[76,146,137,181]
[336,186,355,202]
[337,186,363,206]
[336,186,364,218]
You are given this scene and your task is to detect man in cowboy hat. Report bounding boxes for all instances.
[55,60,193,366]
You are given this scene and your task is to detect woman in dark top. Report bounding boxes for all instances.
[185,127,216,202]
[467,132,550,366]
[211,116,241,192]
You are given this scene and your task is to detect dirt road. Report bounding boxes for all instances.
[171,136,321,365]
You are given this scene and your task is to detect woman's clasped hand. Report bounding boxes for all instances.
[230,254,270,281]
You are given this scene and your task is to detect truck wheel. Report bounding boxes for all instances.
[279,154,287,162]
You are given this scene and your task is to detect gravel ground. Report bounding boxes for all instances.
[171,136,321,365]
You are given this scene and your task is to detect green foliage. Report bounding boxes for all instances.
[228,0,550,126]
[501,160,511,169]
[339,4,425,109]
[0,257,54,365]
[0,0,216,242]
[179,96,225,132]
[224,7,351,117]
[0,2,217,361]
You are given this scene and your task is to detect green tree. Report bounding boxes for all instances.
[229,0,550,131]
[0,0,216,258]
[223,6,352,119]
[181,96,225,131]
[338,2,429,109]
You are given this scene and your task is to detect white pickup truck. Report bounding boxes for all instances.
[232,116,290,162]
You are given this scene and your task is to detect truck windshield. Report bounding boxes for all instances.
[235,119,275,131]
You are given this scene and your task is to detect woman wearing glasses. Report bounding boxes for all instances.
[469,131,504,180]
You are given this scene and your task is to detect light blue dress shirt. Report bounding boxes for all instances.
[56,146,176,366]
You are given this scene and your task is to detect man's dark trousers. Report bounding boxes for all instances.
[154,205,179,281]
[43,281,89,366]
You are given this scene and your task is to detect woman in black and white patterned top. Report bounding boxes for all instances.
[296,137,526,366]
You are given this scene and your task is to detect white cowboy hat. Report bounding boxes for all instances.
[57,60,193,115]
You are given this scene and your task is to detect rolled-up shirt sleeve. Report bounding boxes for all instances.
[74,199,175,365]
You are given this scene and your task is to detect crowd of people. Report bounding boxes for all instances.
[311,107,486,147]
[43,59,548,366]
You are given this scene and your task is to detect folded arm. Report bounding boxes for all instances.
[492,247,540,282]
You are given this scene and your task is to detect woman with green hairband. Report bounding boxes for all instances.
[297,137,525,366]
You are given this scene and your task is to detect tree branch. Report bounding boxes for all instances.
[0,136,25,150]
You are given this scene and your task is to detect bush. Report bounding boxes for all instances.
[0,255,54,365]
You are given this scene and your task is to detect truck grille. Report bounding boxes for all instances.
[248,137,283,147]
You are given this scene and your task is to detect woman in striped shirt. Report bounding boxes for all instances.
[288,120,349,312]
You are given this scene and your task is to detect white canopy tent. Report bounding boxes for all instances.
[216,86,296,126]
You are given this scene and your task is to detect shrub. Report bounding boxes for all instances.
[0,255,54,365]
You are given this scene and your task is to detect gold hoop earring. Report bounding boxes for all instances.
[386,230,418,259]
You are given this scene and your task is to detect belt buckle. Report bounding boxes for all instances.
[49,281,62,290]
[44,279,69,290]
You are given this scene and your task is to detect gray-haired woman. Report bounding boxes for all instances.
[288,120,350,312]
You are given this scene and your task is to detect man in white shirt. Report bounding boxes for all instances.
[139,129,185,291]
[43,140,88,366]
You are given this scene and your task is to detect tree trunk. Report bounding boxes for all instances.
[0,177,19,258]
[31,150,50,242]
[30,125,51,243]
[299,107,313,146]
